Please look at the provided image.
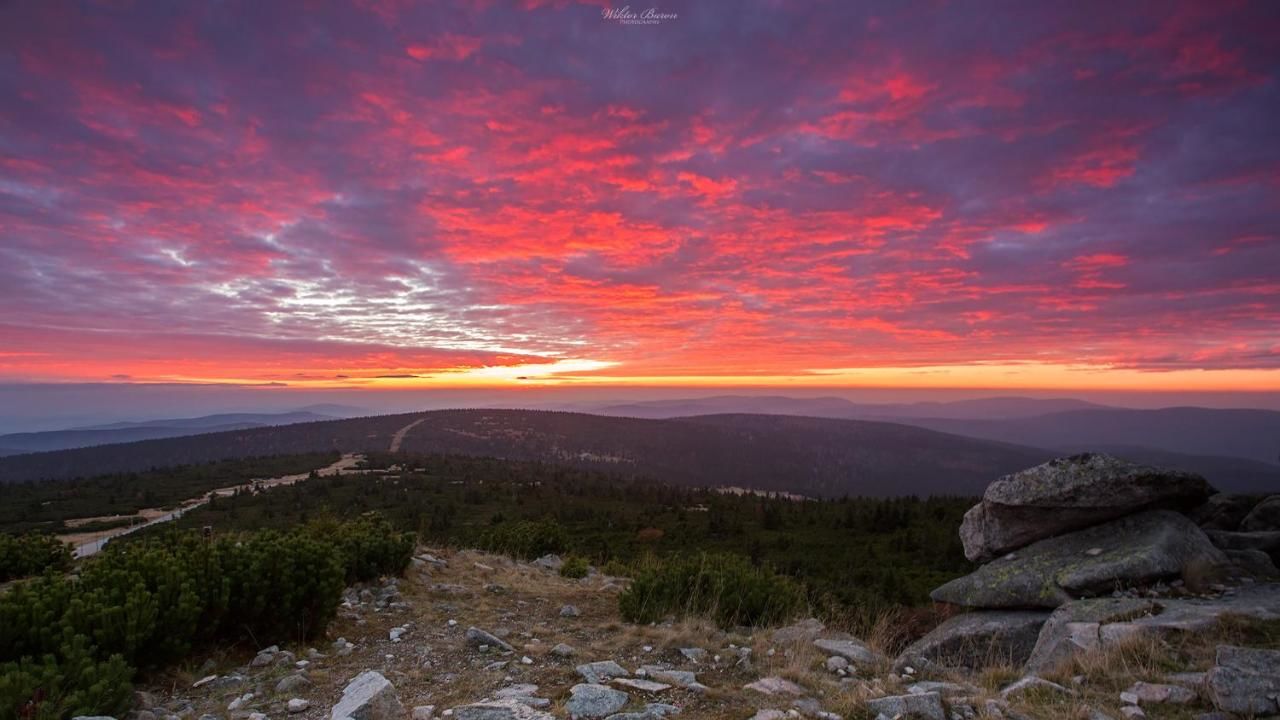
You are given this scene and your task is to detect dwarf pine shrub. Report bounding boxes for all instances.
[477,519,569,559]
[0,513,412,720]
[0,533,72,582]
[559,555,590,579]
[618,552,804,628]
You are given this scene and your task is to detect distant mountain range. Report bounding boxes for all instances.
[902,407,1280,466]
[586,394,1110,420]
[581,395,1280,473]
[0,405,1276,495]
[0,411,335,457]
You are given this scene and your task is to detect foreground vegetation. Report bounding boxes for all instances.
[619,552,806,627]
[0,533,71,583]
[0,514,412,720]
[157,452,974,614]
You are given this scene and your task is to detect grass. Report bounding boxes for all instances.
[997,616,1280,720]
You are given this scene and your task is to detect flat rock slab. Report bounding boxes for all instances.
[1206,645,1280,715]
[452,700,554,720]
[812,638,881,668]
[577,660,629,684]
[864,692,945,720]
[1027,584,1280,672]
[1025,597,1158,672]
[897,610,1049,670]
[933,510,1228,609]
[770,618,826,645]
[466,627,514,653]
[331,671,404,720]
[565,684,628,719]
[961,454,1211,562]
[1208,530,1280,554]
[1001,676,1071,699]
[638,667,699,688]
[1125,681,1196,705]
[611,678,671,693]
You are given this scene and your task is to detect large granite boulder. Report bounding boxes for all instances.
[1026,584,1280,672]
[896,611,1048,670]
[1206,530,1280,555]
[1206,645,1280,715]
[960,454,1213,562]
[1192,494,1259,531]
[1241,495,1280,532]
[1226,549,1279,578]
[933,510,1228,609]
[1024,598,1159,672]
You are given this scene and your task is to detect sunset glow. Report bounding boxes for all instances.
[2,1,1278,391]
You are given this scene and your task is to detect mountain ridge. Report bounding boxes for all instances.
[2,408,1275,494]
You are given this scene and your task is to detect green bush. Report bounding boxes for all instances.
[0,513,412,720]
[618,552,804,628]
[319,513,416,584]
[0,534,72,582]
[559,556,590,579]
[0,637,132,720]
[477,519,569,560]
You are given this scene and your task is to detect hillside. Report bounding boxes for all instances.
[590,394,1109,420]
[0,409,1055,496]
[905,407,1280,467]
[0,411,335,456]
[3,407,1275,494]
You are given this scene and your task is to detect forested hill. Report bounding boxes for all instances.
[0,409,1054,496]
[387,410,1054,496]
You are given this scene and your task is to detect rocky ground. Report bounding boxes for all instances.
[119,454,1280,720]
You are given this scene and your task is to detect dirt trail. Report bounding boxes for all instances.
[66,453,364,558]
[389,417,425,452]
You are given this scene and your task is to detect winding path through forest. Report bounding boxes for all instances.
[389,417,425,452]
[68,453,363,558]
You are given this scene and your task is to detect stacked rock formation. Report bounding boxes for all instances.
[898,453,1280,673]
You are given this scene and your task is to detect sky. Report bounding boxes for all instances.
[2,0,1279,397]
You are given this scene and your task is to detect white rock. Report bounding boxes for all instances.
[331,671,404,720]
[743,677,805,696]
[287,699,310,714]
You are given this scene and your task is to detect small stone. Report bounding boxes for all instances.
[276,674,311,694]
[560,605,580,618]
[412,706,435,720]
[743,677,805,696]
[551,643,576,658]
[678,648,706,664]
[287,699,310,714]
[1125,681,1196,705]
